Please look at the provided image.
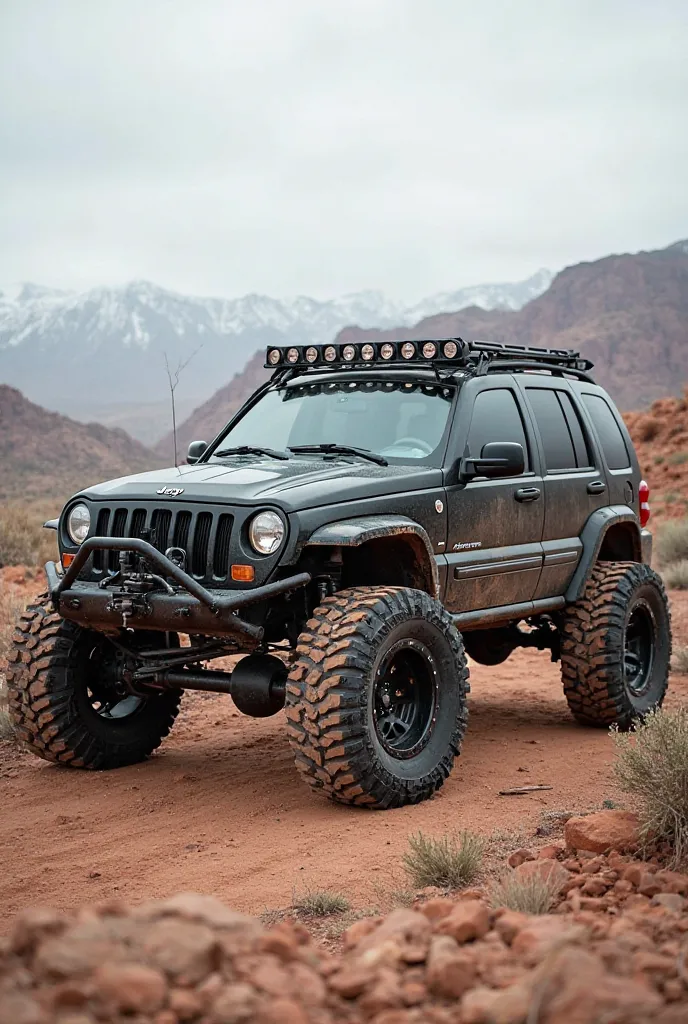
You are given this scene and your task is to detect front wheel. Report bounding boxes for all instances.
[285,586,469,808]
[6,597,182,768]
[560,562,671,729]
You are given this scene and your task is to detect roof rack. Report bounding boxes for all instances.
[263,339,594,381]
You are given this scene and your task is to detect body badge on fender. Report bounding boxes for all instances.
[157,487,185,497]
[435,499,444,513]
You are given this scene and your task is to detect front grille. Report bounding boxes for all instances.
[90,505,234,582]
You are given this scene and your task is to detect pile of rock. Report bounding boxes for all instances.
[1,812,687,1024]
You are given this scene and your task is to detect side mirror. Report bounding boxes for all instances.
[187,440,208,465]
[460,441,525,481]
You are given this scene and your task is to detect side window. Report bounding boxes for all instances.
[581,394,631,470]
[559,392,593,468]
[467,389,529,472]
[526,388,584,471]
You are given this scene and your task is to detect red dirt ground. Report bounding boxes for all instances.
[1,591,685,927]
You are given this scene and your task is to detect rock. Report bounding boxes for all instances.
[426,935,476,998]
[355,908,430,953]
[507,848,535,868]
[10,907,66,954]
[93,962,167,1015]
[329,966,376,998]
[141,918,219,984]
[34,933,122,979]
[256,997,309,1024]
[169,987,204,1021]
[513,858,571,892]
[537,843,565,860]
[207,982,257,1023]
[511,917,585,965]
[357,967,405,1017]
[419,898,455,923]
[342,916,380,949]
[652,892,687,913]
[0,993,46,1024]
[565,810,639,854]
[435,900,490,943]
[638,874,662,897]
[493,910,529,945]
[580,875,610,897]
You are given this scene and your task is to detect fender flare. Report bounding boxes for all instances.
[305,515,440,599]
[565,505,642,603]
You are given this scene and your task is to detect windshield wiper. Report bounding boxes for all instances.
[213,445,290,461]
[288,443,388,467]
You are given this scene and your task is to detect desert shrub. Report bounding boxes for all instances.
[0,503,57,568]
[636,416,660,443]
[613,708,688,865]
[662,560,688,590]
[403,830,484,889]
[654,455,665,465]
[667,451,688,466]
[489,870,559,915]
[293,888,350,917]
[655,519,688,567]
[672,646,688,674]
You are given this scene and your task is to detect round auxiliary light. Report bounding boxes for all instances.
[267,348,282,365]
[422,342,437,359]
[67,503,90,546]
[286,347,300,364]
[380,343,395,360]
[401,342,416,360]
[324,345,337,362]
[342,344,356,361]
[443,340,459,359]
[305,346,318,363]
[361,343,375,361]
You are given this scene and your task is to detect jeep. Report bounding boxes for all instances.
[7,338,671,809]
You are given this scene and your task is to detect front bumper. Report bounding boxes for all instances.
[47,536,311,643]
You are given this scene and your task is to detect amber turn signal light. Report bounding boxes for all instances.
[231,564,255,582]
[62,553,75,569]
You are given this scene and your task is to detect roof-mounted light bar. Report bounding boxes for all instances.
[264,339,470,369]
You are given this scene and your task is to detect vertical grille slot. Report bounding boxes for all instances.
[191,512,213,577]
[172,511,192,551]
[150,508,172,553]
[92,508,110,571]
[109,508,129,571]
[129,508,147,538]
[212,514,233,579]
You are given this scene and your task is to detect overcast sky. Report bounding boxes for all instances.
[1,0,687,302]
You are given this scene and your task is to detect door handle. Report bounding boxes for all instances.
[587,480,606,494]
[514,487,541,502]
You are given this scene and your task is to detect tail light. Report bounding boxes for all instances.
[639,479,650,528]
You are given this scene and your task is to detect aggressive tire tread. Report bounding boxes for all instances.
[285,585,469,808]
[560,561,671,729]
[6,595,182,769]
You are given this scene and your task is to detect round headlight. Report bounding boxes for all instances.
[361,343,375,361]
[267,348,282,365]
[248,511,285,555]
[380,343,394,360]
[67,503,90,545]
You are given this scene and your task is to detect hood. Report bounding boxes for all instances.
[78,455,443,513]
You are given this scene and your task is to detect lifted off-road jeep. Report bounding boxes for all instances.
[8,339,671,808]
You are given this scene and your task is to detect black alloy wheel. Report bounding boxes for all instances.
[373,639,438,758]
[623,602,655,697]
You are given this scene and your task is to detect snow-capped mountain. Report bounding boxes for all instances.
[0,271,553,422]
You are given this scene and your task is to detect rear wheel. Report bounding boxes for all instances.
[560,562,671,729]
[6,597,182,768]
[285,586,469,808]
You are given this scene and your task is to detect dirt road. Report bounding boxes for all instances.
[2,597,685,923]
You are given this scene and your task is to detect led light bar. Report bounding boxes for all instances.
[264,339,470,369]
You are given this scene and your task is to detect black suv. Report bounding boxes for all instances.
[7,339,670,809]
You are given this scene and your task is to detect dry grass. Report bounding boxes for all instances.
[663,560,688,590]
[655,519,688,568]
[672,646,688,674]
[489,870,560,915]
[614,708,688,866]
[0,502,58,568]
[403,830,485,890]
[292,888,351,917]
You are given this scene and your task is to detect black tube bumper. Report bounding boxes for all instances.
[46,537,311,643]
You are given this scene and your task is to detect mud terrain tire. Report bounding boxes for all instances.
[560,562,670,729]
[285,586,469,808]
[6,596,182,768]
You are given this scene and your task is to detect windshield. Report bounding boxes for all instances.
[211,378,455,461]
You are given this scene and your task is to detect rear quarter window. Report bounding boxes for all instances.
[581,394,631,470]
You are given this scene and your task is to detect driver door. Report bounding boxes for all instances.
[444,378,545,614]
